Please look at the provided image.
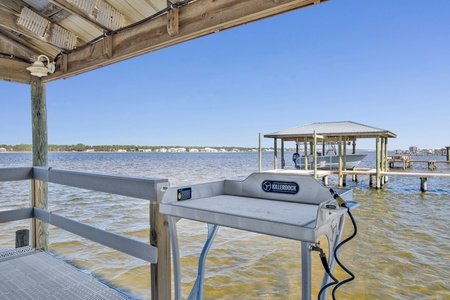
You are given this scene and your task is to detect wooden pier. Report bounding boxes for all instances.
[388,155,412,169]
[388,155,449,171]
[342,168,450,192]
[270,168,450,192]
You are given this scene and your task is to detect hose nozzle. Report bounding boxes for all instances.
[329,188,348,207]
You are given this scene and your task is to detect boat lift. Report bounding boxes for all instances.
[160,172,359,299]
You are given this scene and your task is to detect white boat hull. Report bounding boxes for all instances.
[295,154,367,170]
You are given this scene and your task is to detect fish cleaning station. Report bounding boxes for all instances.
[161,172,359,300]
[1,0,361,299]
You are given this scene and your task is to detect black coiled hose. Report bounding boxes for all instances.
[317,207,358,300]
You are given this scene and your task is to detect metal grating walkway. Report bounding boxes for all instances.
[0,247,128,300]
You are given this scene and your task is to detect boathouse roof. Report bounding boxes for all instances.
[264,121,397,141]
[0,0,327,84]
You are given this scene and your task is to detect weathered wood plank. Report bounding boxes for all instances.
[0,58,30,83]
[0,0,24,13]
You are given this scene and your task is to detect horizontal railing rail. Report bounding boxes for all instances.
[0,208,34,223]
[0,167,169,263]
[0,167,33,181]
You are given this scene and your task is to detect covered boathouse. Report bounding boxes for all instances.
[0,1,337,299]
[264,121,397,187]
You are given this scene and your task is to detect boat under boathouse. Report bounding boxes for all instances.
[264,121,397,187]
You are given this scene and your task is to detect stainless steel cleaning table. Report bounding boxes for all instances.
[160,172,359,300]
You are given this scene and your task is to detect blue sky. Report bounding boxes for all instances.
[1,0,449,150]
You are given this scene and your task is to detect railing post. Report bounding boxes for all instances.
[31,179,48,250]
[150,181,171,300]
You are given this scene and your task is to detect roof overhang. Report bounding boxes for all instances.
[0,0,328,84]
[264,121,397,142]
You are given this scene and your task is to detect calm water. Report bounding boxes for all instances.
[0,152,449,299]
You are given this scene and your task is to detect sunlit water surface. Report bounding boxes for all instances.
[0,152,449,299]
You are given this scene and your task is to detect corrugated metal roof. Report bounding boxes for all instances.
[264,121,397,140]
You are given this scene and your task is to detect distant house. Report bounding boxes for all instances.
[0,148,6,152]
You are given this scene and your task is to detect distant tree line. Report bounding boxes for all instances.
[0,144,257,152]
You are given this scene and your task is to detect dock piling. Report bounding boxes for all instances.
[428,161,437,171]
[15,229,29,248]
[446,146,450,163]
[420,177,428,192]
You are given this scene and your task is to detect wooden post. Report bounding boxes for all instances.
[343,137,347,185]
[381,137,385,186]
[281,139,285,169]
[303,138,308,171]
[384,138,389,183]
[338,137,343,187]
[446,146,450,163]
[30,76,49,251]
[258,133,262,172]
[150,181,171,300]
[273,139,278,169]
[376,137,381,189]
[313,131,317,178]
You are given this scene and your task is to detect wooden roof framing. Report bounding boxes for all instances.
[0,0,328,84]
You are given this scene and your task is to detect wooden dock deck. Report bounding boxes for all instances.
[0,247,128,300]
[268,168,450,192]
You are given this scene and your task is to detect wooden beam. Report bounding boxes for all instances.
[0,57,30,83]
[61,53,68,73]
[46,0,325,81]
[0,0,24,13]
[103,34,113,58]
[0,30,36,57]
[167,0,179,36]
[0,27,54,59]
